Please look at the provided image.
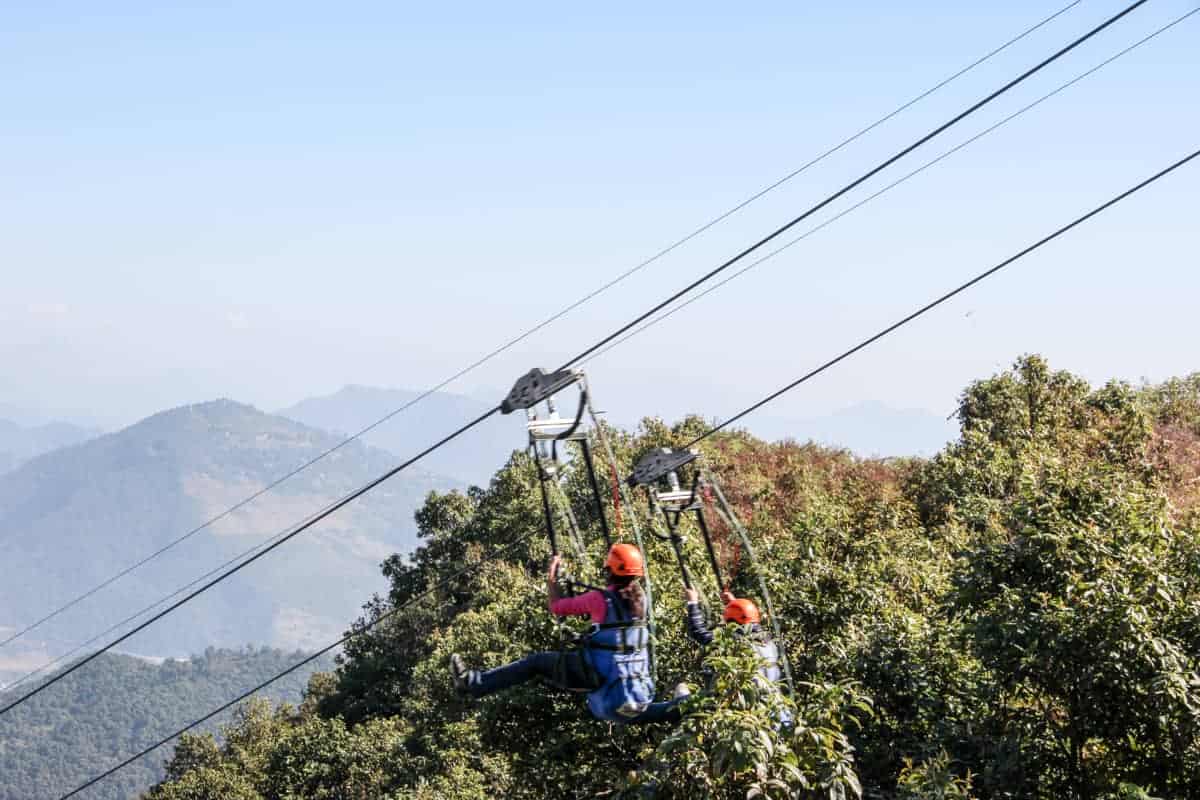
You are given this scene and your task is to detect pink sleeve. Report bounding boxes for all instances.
[549,590,607,622]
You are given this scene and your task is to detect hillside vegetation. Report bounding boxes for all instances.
[0,647,331,800]
[0,399,456,667]
[145,356,1200,799]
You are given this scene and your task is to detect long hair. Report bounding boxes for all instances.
[608,573,646,620]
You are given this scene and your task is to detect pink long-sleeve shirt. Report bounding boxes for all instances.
[549,587,612,623]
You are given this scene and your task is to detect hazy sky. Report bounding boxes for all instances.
[2,0,1197,438]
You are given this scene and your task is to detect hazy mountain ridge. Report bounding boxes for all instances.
[0,417,99,476]
[0,399,458,664]
[752,400,957,458]
[279,384,523,485]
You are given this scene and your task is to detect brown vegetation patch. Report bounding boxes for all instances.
[1150,422,1200,519]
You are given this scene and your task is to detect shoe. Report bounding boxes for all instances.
[672,682,692,700]
[450,653,469,694]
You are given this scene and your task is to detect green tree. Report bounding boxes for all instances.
[148,357,1200,800]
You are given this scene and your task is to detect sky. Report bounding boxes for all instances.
[2,0,1197,443]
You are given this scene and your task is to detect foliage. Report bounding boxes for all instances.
[0,647,329,800]
[146,698,409,800]
[147,357,1200,800]
[896,751,976,800]
[630,625,870,799]
[1139,372,1200,435]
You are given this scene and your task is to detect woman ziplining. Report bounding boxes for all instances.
[447,368,681,723]
[450,544,684,723]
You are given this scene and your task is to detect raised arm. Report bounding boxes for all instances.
[547,555,563,610]
[547,556,607,620]
[684,588,715,646]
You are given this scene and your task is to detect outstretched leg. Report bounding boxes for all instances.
[626,698,683,725]
[621,683,690,725]
[452,651,594,698]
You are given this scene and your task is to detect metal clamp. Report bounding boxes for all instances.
[627,447,698,488]
[501,367,582,414]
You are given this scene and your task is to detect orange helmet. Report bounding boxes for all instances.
[604,543,645,577]
[723,597,761,625]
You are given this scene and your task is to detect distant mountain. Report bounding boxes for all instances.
[0,402,109,431]
[0,400,458,666]
[0,647,331,800]
[279,385,525,485]
[0,417,99,476]
[0,403,44,427]
[752,401,957,458]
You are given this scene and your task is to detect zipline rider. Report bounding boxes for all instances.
[451,544,682,724]
[682,586,791,725]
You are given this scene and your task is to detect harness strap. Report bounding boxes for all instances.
[585,642,646,653]
[592,620,647,631]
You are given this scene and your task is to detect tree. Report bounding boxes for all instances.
[148,357,1200,800]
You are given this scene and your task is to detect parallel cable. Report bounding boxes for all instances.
[0,408,502,716]
[555,0,1149,371]
[1,513,313,692]
[581,6,1200,367]
[0,0,1083,652]
[56,144,1199,799]
[13,4,1174,690]
[0,0,1147,718]
[56,525,541,800]
[684,148,1200,447]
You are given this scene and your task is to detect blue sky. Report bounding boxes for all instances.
[2,0,1197,441]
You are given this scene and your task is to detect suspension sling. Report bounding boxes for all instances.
[627,447,704,592]
[582,395,658,682]
[500,368,660,697]
[503,368,609,585]
[628,447,796,695]
[701,474,794,693]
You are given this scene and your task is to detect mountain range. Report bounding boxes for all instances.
[0,418,99,477]
[0,399,456,679]
[751,401,957,458]
[278,384,524,485]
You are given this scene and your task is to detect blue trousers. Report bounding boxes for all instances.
[467,650,682,725]
[468,651,593,696]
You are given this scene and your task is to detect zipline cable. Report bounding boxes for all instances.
[0,408,500,716]
[0,0,1147,718]
[0,0,1083,653]
[9,1,1164,695]
[684,148,1200,447]
[55,144,1200,799]
[56,526,542,800]
[1,510,321,692]
[581,5,1200,368]
[9,3,1184,695]
[553,0,1148,372]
